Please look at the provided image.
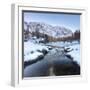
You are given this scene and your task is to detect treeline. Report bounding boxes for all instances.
[47,30,80,42]
[24,29,80,43]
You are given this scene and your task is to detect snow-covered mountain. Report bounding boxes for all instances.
[24,22,72,38]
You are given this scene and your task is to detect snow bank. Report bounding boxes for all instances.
[47,41,79,47]
[66,44,80,65]
[47,42,65,47]
[24,40,49,62]
[24,52,43,62]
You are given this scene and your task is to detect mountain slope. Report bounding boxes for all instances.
[24,22,72,38]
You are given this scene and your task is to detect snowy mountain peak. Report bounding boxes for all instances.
[24,22,72,38]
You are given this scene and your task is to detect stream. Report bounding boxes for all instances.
[24,48,74,77]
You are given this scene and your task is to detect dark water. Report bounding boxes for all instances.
[24,52,74,77]
[24,59,50,77]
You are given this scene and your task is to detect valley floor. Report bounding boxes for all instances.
[24,39,80,77]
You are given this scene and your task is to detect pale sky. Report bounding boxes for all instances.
[23,11,80,32]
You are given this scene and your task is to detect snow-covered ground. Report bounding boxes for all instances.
[47,40,79,47]
[24,51,43,62]
[66,44,80,65]
[24,39,80,65]
[24,40,49,62]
